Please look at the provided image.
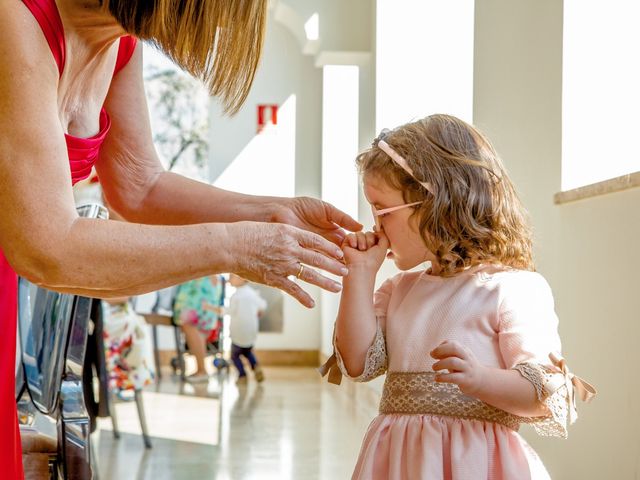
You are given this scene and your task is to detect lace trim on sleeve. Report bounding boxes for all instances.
[513,362,569,438]
[334,320,387,383]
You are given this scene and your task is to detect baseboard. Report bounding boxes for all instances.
[253,349,319,366]
[157,349,320,367]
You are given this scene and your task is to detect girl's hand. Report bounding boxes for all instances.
[270,197,363,245]
[228,221,348,308]
[342,230,389,271]
[430,340,488,397]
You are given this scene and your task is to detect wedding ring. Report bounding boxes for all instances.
[296,263,305,279]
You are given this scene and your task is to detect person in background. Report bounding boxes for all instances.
[103,296,154,394]
[228,274,267,385]
[173,275,223,383]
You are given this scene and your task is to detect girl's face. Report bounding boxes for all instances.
[363,174,439,272]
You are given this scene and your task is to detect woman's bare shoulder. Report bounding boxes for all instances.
[0,1,60,84]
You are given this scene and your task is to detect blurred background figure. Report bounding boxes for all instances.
[173,275,224,382]
[103,297,154,396]
[228,274,267,385]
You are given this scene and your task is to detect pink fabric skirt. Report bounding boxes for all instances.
[352,414,550,480]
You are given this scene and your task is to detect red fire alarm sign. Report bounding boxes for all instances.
[257,104,278,133]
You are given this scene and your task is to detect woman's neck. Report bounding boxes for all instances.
[57,0,125,57]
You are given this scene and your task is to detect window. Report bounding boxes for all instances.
[562,0,640,191]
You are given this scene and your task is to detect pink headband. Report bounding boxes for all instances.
[377,138,434,195]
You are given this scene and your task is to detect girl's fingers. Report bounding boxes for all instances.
[432,357,466,373]
[365,231,377,249]
[356,232,368,250]
[430,340,468,361]
[345,234,358,249]
[376,230,390,250]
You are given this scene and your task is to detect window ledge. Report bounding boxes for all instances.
[554,171,640,205]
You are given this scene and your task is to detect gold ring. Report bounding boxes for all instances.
[296,263,305,279]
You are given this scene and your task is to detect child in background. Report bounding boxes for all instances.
[320,114,597,479]
[173,275,223,383]
[229,274,267,385]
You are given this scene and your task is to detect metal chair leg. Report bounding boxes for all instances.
[152,324,162,381]
[134,390,152,449]
[173,326,186,381]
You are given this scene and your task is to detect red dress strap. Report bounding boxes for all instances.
[114,36,138,75]
[22,0,136,78]
[21,0,65,76]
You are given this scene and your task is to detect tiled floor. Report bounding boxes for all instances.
[94,367,374,480]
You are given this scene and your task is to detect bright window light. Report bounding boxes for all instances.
[321,65,359,221]
[376,0,474,130]
[304,13,319,41]
[214,95,296,198]
[563,0,640,190]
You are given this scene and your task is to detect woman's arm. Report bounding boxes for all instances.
[335,231,389,376]
[0,30,345,305]
[99,44,361,245]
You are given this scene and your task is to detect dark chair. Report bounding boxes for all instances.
[16,204,107,479]
[84,299,153,451]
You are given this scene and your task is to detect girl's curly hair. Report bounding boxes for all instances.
[357,114,534,276]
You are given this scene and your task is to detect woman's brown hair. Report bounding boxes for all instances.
[357,114,534,276]
[103,0,268,114]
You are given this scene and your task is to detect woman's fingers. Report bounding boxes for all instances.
[294,263,342,293]
[276,277,315,308]
[323,202,363,233]
[297,229,345,262]
[298,248,348,278]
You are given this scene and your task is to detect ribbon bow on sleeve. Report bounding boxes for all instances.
[544,352,597,424]
[318,353,343,385]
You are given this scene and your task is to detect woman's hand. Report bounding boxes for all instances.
[431,340,488,397]
[342,230,389,272]
[228,221,349,308]
[270,197,363,245]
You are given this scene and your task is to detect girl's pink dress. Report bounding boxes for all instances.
[1,1,136,477]
[325,266,594,480]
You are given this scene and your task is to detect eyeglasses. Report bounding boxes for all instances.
[371,201,422,231]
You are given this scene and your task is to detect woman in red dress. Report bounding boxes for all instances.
[0,1,360,477]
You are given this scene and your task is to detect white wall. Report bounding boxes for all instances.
[207,17,322,351]
[474,1,640,478]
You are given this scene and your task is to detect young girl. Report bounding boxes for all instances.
[320,114,596,479]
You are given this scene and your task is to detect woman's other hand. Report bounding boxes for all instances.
[228,221,350,308]
[271,197,363,245]
[342,230,389,272]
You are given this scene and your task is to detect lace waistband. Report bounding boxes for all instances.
[379,372,523,431]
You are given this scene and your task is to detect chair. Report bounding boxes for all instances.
[142,312,186,381]
[15,204,106,479]
[134,287,186,381]
[87,299,153,449]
